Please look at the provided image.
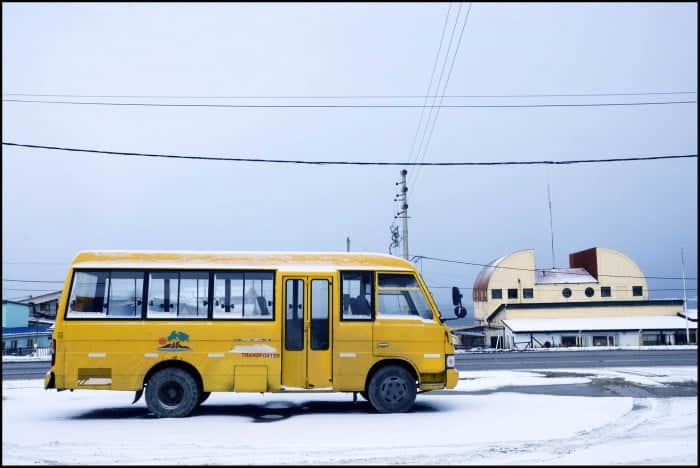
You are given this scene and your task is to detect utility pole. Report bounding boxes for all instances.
[394,169,409,260]
[346,236,351,252]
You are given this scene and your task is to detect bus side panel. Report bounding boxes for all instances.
[373,319,446,374]
[58,320,282,392]
[332,320,374,391]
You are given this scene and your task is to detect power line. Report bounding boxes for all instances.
[4,142,696,166]
[410,3,465,179]
[2,98,696,108]
[406,3,453,168]
[412,2,473,191]
[3,279,64,283]
[2,260,66,265]
[413,255,698,280]
[3,91,696,99]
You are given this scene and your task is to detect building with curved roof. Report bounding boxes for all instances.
[465,247,692,348]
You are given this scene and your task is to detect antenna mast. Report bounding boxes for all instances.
[547,182,556,269]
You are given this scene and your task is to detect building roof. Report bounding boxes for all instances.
[473,255,508,291]
[18,290,62,304]
[2,325,53,336]
[678,309,697,322]
[484,299,684,325]
[503,316,698,333]
[535,268,598,285]
[2,300,31,307]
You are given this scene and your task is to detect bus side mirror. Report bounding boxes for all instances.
[451,287,463,306]
[452,286,467,318]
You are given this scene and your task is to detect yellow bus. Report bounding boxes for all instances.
[45,250,465,417]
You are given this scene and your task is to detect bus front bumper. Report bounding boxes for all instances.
[446,368,459,389]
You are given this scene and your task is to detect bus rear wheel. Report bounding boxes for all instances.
[145,368,200,418]
[367,365,416,413]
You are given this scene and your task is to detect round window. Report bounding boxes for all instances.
[585,287,594,297]
[562,287,572,298]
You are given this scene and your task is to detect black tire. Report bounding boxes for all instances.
[359,391,369,401]
[145,368,200,418]
[367,365,417,413]
[197,391,211,406]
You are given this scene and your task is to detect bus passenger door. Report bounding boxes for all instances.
[281,275,333,389]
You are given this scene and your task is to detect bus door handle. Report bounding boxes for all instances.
[377,342,390,348]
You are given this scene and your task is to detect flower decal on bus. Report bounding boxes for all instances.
[158,330,191,352]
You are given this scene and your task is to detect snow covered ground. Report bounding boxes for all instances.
[456,345,699,353]
[2,367,697,465]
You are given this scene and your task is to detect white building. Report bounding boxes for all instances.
[465,247,695,349]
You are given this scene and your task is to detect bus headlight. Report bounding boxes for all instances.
[446,354,455,369]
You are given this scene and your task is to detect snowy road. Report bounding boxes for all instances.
[2,367,696,465]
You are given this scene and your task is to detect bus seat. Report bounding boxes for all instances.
[257,296,269,315]
[350,295,371,316]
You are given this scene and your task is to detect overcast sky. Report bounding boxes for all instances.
[2,2,697,314]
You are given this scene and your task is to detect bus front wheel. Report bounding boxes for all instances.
[367,365,416,413]
[145,368,200,418]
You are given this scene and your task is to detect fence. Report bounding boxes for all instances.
[3,346,51,357]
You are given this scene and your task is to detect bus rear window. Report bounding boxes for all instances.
[67,270,144,319]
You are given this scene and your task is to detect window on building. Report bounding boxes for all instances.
[601,286,611,297]
[632,286,643,297]
[592,335,614,346]
[523,288,533,299]
[561,336,577,347]
[491,289,502,299]
[641,332,664,346]
[585,287,594,298]
[674,331,689,345]
[507,288,518,299]
[341,271,373,320]
[562,287,572,298]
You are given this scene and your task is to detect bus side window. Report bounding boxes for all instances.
[108,271,144,317]
[340,271,373,320]
[66,271,110,318]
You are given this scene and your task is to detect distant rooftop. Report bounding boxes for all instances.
[2,326,53,336]
[503,316,697,333]
[18,290,62,304]
[535,267,598,285]
[678,309,697,321]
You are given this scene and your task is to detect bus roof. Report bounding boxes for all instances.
[70,250,416,272]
